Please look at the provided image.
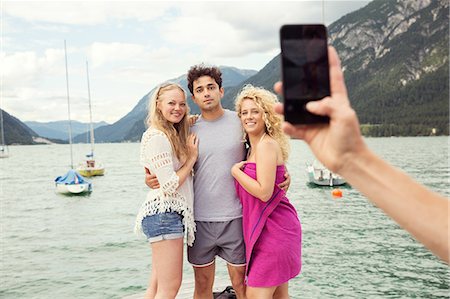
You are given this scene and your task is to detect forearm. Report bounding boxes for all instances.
[176,158,195,188]
[232,168,273,202]
[341,149,449,263]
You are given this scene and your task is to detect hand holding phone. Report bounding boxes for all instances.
[280,24,330,124]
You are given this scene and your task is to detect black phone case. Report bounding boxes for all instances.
[280,24,330,124]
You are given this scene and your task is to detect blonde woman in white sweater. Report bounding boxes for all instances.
[135,82,198,299]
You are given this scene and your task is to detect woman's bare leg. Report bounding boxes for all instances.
[144,264,157,299]
[147,238,184,299]
[273,283,289,299]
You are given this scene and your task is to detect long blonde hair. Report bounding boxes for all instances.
[235,84,290,161]
[146,82,190,160]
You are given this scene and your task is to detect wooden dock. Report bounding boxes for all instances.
[123,278,229,299]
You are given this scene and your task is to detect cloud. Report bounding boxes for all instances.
[2,48,65,87]
[161,2,326,59]
[3,1,171,25]
[88,42,146,67]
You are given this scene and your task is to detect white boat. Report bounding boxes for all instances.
[55,40,92,195]
[55,169,92,194]
[0,107,9,158]
[0,146,8,159]
[307,160,346,187]
[76,61,105,177]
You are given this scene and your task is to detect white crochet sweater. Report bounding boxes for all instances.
[134,127,195,246]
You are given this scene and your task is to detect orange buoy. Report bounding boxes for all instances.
[331,188,343,198]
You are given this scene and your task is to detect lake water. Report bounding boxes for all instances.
[1,137,449,298]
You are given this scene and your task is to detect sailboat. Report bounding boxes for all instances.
[55,40,92,195]
[76,61,105,177]
[307,160,346,187]
[0,107,9,158]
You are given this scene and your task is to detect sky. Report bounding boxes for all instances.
[1,0,369,124]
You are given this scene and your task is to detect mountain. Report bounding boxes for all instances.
[221,55,282,111]
[330,0,449,136]
[221,0,449,136]
[25,120,109,141]
[1,109,38,145]
[77,66,257,143]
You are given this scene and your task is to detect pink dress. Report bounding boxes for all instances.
[235,162,302,287]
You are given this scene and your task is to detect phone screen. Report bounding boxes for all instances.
[280,24,330,124]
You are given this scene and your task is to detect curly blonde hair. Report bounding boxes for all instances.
[235,84,290,161]
[146,82,190,161]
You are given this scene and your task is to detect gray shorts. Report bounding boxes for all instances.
[187,218,246,267]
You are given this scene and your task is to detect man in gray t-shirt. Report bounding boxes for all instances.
[186,65,247,299]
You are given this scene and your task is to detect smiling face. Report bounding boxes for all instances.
[157,88,187,124]
[240,98,266,136]
[191,75,224,112]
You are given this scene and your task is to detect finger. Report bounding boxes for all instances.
[278,183,288,192]
[274,103,284,114]
[282,122,306,139]
[273,81,283,95]
[145,167,150,174]
[328,46,348,99]
[278,181,287,188]
[188,134,196,144]
[305,97,334,117]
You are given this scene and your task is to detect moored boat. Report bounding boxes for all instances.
[307,160,346,187]
[55,169,92,194]
[77,153,105,177]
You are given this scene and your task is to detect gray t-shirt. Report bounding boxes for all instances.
[191,109,245,221]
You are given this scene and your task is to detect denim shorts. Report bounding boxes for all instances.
[142,212,184,243]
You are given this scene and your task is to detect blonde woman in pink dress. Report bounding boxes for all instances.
[232,85,301,299]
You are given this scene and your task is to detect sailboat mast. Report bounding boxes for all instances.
[86,61,95,157]
[64,40,74,169]
[322,0,325,24]
[0,102,6,147]
[0,1,5,150]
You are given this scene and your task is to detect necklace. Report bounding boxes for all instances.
[258,133,266,143]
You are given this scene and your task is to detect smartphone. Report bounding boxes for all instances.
[280,24,330,124]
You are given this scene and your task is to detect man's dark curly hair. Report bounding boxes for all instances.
[187,64,222,95]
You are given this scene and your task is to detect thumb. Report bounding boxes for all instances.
[274,103,284,115]
[306,97,333,117]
